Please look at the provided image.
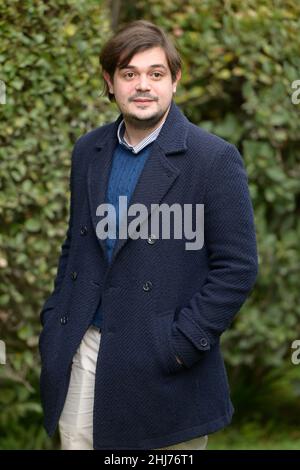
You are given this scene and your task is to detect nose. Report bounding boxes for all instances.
[135,74,151,91]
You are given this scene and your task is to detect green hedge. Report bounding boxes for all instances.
[0,0,115,449]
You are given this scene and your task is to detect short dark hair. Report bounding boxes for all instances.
[99,20,182,102]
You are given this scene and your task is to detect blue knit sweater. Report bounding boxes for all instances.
[91,142,153,328]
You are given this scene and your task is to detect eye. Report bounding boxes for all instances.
[152,72,163,78]
[124,72,135,79]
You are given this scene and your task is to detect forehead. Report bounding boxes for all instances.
[119,47,169,70]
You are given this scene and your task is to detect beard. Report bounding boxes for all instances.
[121,103,169,131]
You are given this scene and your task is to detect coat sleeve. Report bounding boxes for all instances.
[39,139,80,326]
[171,142,259,368]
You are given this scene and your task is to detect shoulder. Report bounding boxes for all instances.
[185,121,244,176]
[187,121,236,157]
[73,121,115,152]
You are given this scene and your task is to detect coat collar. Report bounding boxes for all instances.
[87,100,189,268]
[95,99,189,154]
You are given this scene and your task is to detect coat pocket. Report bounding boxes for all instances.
[155,310,185,375]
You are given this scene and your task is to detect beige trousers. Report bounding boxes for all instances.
[58,325,208,450]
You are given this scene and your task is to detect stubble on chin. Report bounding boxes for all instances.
[123,108,166,131]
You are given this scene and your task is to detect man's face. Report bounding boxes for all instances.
[103,47,181,130]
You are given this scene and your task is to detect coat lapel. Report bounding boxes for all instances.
[87,100,189,267]
[87,119,120,258]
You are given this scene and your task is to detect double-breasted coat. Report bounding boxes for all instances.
[38,100,258,449]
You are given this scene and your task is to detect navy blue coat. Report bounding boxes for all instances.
[38,100,258,449]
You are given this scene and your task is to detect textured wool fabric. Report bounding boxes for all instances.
[38,100,258,449]
[92,143,153,328]
[58,325,208,450]
[92,115,166,329]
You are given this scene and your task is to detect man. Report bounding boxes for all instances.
[38,20,258,450]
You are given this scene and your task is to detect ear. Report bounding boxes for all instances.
[173,69,182,93]
[103,70,114,94]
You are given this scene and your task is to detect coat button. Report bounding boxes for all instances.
[147,234,157,244]
[71,271,78,281]
[143,281,153,292]
[60,315,68,325]
[200,338,208,347]
[80,225,88,236]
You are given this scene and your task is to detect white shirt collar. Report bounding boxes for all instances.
[117,118,166,154]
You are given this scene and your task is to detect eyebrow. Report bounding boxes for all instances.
[119,64,168,71]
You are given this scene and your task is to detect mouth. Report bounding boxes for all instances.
[133,99,154,104]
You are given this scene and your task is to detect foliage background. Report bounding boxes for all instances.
[0,0,300,449]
